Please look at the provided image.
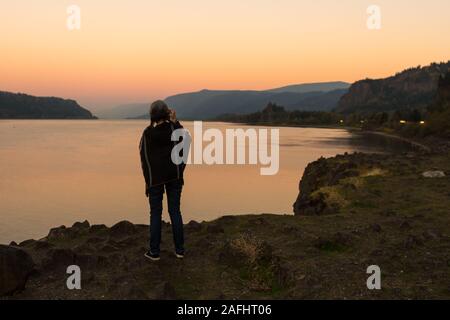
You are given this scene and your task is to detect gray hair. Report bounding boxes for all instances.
[149,100,170,124]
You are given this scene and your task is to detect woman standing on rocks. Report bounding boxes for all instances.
[139,100,188,261]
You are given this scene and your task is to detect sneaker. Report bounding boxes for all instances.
[144,251,160,261]
[175,252,185,259]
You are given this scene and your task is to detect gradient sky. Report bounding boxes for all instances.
[1,0,450,111]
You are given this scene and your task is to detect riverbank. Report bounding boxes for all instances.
[349,130,432,152]
[214,119,435,152]
[209,118,353,130]
[1,143,449,299]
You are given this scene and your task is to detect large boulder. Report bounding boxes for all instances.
[0,245,35,296]
[294,155,357,215]
[46,225,71,241]
[293,153,385,215]
[47,221,91,242]
[110,221,136,238]
[72,220,90,230]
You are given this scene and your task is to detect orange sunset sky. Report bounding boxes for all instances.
[1,0,450,111]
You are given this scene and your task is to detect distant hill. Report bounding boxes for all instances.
[0,91,96,119]
[165,87,349,120]
[335,61,450,114]
[216,102,341,126]
[267,81,349,94]
[102,81,350,120]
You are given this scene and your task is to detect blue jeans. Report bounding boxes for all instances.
[148,179,184,255]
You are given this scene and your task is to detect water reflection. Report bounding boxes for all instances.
[348,132,418,154]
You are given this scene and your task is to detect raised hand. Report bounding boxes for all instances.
[169,109,177,122]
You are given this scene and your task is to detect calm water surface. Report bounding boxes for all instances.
[0,120,413,243]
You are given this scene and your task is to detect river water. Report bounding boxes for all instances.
[0,120,414,243]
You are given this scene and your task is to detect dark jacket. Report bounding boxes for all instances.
[139,120,186,187]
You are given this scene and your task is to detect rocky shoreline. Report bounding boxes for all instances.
[1,147,450,299]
